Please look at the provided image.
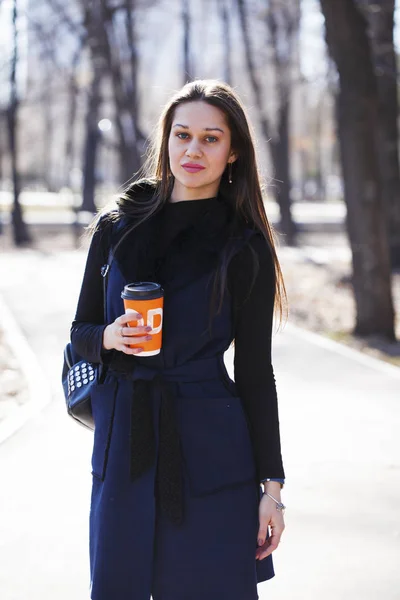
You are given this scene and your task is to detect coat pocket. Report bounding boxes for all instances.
[91,382,118,480]
[178,396,256,496]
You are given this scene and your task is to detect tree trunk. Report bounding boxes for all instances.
[125,0,146,159]
[100,0,141,184]
[270,100,294,239]
[65,72,78,189]
[80,3,106,212]
[8,0,31,246]
[320,0,395,339]
[236,0,297,245]
[266,0,299,244]
[43,71,55,191]
[314,94,326,202]
[64,43,83,189]
[362,0,400,267]
[219,0,232,85]
[81,69,101,213]
[182,0,192,83]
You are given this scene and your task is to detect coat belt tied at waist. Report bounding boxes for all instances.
[114,357,226,527]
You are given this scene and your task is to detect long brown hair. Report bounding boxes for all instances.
[90,79,288,331]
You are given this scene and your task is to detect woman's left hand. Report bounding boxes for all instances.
[255,492,285,560]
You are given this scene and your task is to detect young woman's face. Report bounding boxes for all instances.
[168,100,237,201]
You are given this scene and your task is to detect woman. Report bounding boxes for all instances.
[71,79,287,600]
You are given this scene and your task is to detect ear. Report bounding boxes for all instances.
[228,150,239,164]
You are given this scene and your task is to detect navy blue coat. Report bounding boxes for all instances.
[75,190,278,599]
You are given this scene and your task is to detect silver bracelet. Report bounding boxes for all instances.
[264,492,286,512]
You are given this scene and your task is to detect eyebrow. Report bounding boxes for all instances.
[172,124,225,133]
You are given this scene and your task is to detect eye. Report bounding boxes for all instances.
[175,132,218,143]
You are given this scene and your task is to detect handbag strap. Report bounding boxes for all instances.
[100,249,113,325]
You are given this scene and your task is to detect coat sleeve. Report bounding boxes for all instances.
[229,232,285,482]
[70,216,115,364]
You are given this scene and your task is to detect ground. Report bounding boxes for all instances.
[0,222,400,599]
[280,244,400,366]
[0,328,28,424]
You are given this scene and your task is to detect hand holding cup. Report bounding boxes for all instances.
[102,312,152,355]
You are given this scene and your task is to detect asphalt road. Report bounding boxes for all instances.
[0,247,399,600]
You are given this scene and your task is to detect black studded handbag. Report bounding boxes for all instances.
[61,246,114,430]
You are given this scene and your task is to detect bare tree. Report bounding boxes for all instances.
[237,0,297,246]
[359,0,400,268]
[320,0,395,340]
[81,2,106,212]
[218,0,232,85]
[42,70,56,191]
[7,0,31,245]
[313,93,326,202]
[81,71,102,213]
[98,0,145,184]
[182,0,193,83]
[64,41,86,191]
[267,0,300,241]
[42,0,148,198]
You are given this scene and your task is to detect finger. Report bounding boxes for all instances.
[123,309,143,322]
[257,526,268,547]
[117,311,143,325]
[257,530,282,560]
[257,539,279,560]
[121,335,151,345]
[123,326,151,336]
[120,345,143,355]
[255,537,270,560]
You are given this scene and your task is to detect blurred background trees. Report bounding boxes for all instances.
[0,0,398,344]
[320,0,396,339]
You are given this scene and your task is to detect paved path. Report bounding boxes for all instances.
[0,247,399,600]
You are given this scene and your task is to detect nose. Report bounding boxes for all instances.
[185,138,202,158]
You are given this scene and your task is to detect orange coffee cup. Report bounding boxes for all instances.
[121,282,164,356]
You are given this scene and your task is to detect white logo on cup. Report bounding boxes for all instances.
[147,308,163,334]
[125,307,163,334]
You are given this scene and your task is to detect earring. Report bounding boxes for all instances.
[228,162,233,184]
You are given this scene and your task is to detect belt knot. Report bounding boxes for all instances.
[116,356,225,526]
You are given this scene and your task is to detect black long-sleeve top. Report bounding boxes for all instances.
[71,197,285,482]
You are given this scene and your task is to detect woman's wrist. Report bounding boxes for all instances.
[102,324,113,350]
[262,480,282,496]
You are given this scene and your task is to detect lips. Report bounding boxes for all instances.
[182,163,205,173]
